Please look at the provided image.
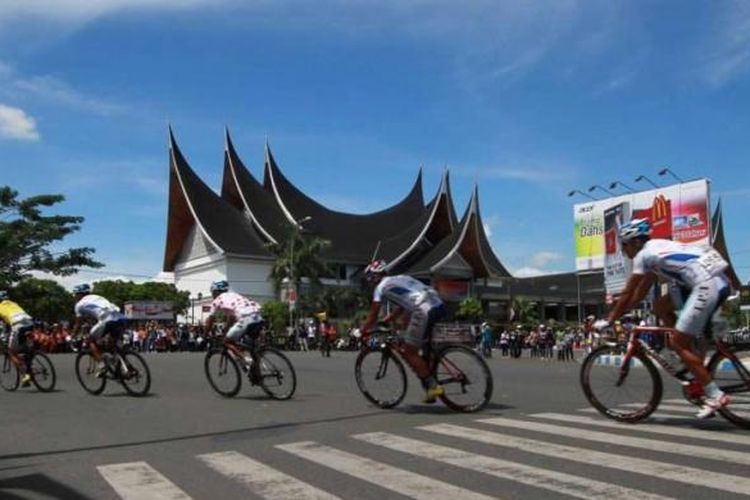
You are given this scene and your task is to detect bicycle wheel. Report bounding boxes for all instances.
[256,347,296,400]
[0,353,19,391]
[580,343,662,423]
[75,351,106,395]
[29,352,56,392]
[119,351,151,397]
[707,344,750,429]
[433,345,493,412]
[355,346,407,409]
[204,349,241,397]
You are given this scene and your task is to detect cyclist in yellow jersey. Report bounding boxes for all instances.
[0,291,34,386]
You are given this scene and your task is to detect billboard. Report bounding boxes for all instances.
[603,202,631,296]
[123,301,175,320]
[574,179,710,271]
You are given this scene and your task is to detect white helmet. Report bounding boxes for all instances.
[618,218,651,242]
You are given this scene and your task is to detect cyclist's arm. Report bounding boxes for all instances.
[361,301,382,335]
[382,305,404,324]
[607,272,653,322]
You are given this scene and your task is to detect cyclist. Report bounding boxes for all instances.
[71,284,127,373]
[204,281,263,352]
[360,260,446,403]
[0,290,34,386]
[598,218,732,418]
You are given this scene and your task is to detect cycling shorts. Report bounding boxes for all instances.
[225,314,263,343]
[8,320,33,351]
[676,275,730,337]
[403,303,445,347]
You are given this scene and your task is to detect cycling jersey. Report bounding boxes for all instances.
[632,239,728,288]
[209,291,262,320]
[373,275,444,347]
[0,300,32,326]
[75,295,125,340]
[373,275,443,311]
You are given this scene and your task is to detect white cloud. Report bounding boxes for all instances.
[530,251,563,268]
[514,266,546,278]
[700,1,750,87]
[0,103,39,140]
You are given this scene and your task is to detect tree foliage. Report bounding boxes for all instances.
[261,300,290,336]
[0,186,103,287]
[456,296,483,322]
[9,278,75,324]
[512,296,539,324]
[265,225,331,294]
[92,280,190,314]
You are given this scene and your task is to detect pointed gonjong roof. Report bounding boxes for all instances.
[163,129,271,272]
[262,144,427,263]
[711,199,742,289]
[379,169,459,272]
[221,130,289,244]
[407,185,511,279]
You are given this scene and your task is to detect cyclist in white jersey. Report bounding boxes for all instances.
[601,218,732,418]
[71,284,127,367]
[360,260,446,403]
[204,281,263,344]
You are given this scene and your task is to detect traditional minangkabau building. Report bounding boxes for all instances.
[164,128,742,323]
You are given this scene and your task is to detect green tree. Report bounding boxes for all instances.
[10,278,74,324]
[261,300,289,336]
[0,186,103,287]
[456,296,483,322]
[92,280,190,314]
[511,296,538,324]
[317,287,369,319]
[266,225,330,295]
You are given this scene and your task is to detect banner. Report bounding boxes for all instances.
[603,202,631,295]
[123,301,175,320]
[574,179,710,271]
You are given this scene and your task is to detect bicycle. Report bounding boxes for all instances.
[204,333,297,400]
[580,323,750,428]
[0,334,56,392]
[75,337,151,397]
[355,325,493,412]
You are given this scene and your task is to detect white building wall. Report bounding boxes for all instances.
[225,256,276,303]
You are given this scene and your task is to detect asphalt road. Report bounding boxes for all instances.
[0,349,747,500]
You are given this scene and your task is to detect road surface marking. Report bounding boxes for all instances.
[97,461,192,500]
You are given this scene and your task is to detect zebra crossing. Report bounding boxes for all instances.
[96,399,750,499]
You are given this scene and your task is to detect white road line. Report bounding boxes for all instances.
[578,408,693,419]
[355,432,672,500]
[478,417,750,466]
[532,413,750,446]
[276,441,494,500]
[197,451,339,500]
[97,461,192,500]
[420,423,750,496]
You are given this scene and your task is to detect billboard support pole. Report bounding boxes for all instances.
[576,272,582,323]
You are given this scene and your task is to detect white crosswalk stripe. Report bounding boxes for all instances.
[197,450,340,499]
[478,416,750,466]
[276,440,495,500]
[420,423,750,496]
[533,412,750,446]
[97,412,750,500]
[354,431,673,500]
[97,461,192,500]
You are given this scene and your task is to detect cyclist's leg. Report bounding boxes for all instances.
[674,276,731,416]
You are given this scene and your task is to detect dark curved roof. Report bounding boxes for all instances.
[379,170,458,271]
[221,130,290,244]
[163,129,271,271]
[711,199,741,289]
[262,144,427,262]
[408,185,511,278]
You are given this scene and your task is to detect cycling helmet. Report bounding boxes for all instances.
[364,260,387,275]
[210,280,229,293]
[0,291,7,301]
[73,284,91,295]
[618,218,651,242]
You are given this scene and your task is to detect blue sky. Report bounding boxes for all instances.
[1,1,749,287]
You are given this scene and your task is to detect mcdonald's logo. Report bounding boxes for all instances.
[652,194,669,220]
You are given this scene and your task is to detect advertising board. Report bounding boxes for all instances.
[574,179,710,271]
[123,301,175,320]
[603,202,631,295]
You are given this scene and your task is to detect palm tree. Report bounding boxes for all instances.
[511,296,538,324]
[266,224,331,296]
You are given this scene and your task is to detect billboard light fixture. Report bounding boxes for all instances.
[588,184,615,196]
[609,181,635,193]
[634,175,659,188]
[658,167,685,183]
